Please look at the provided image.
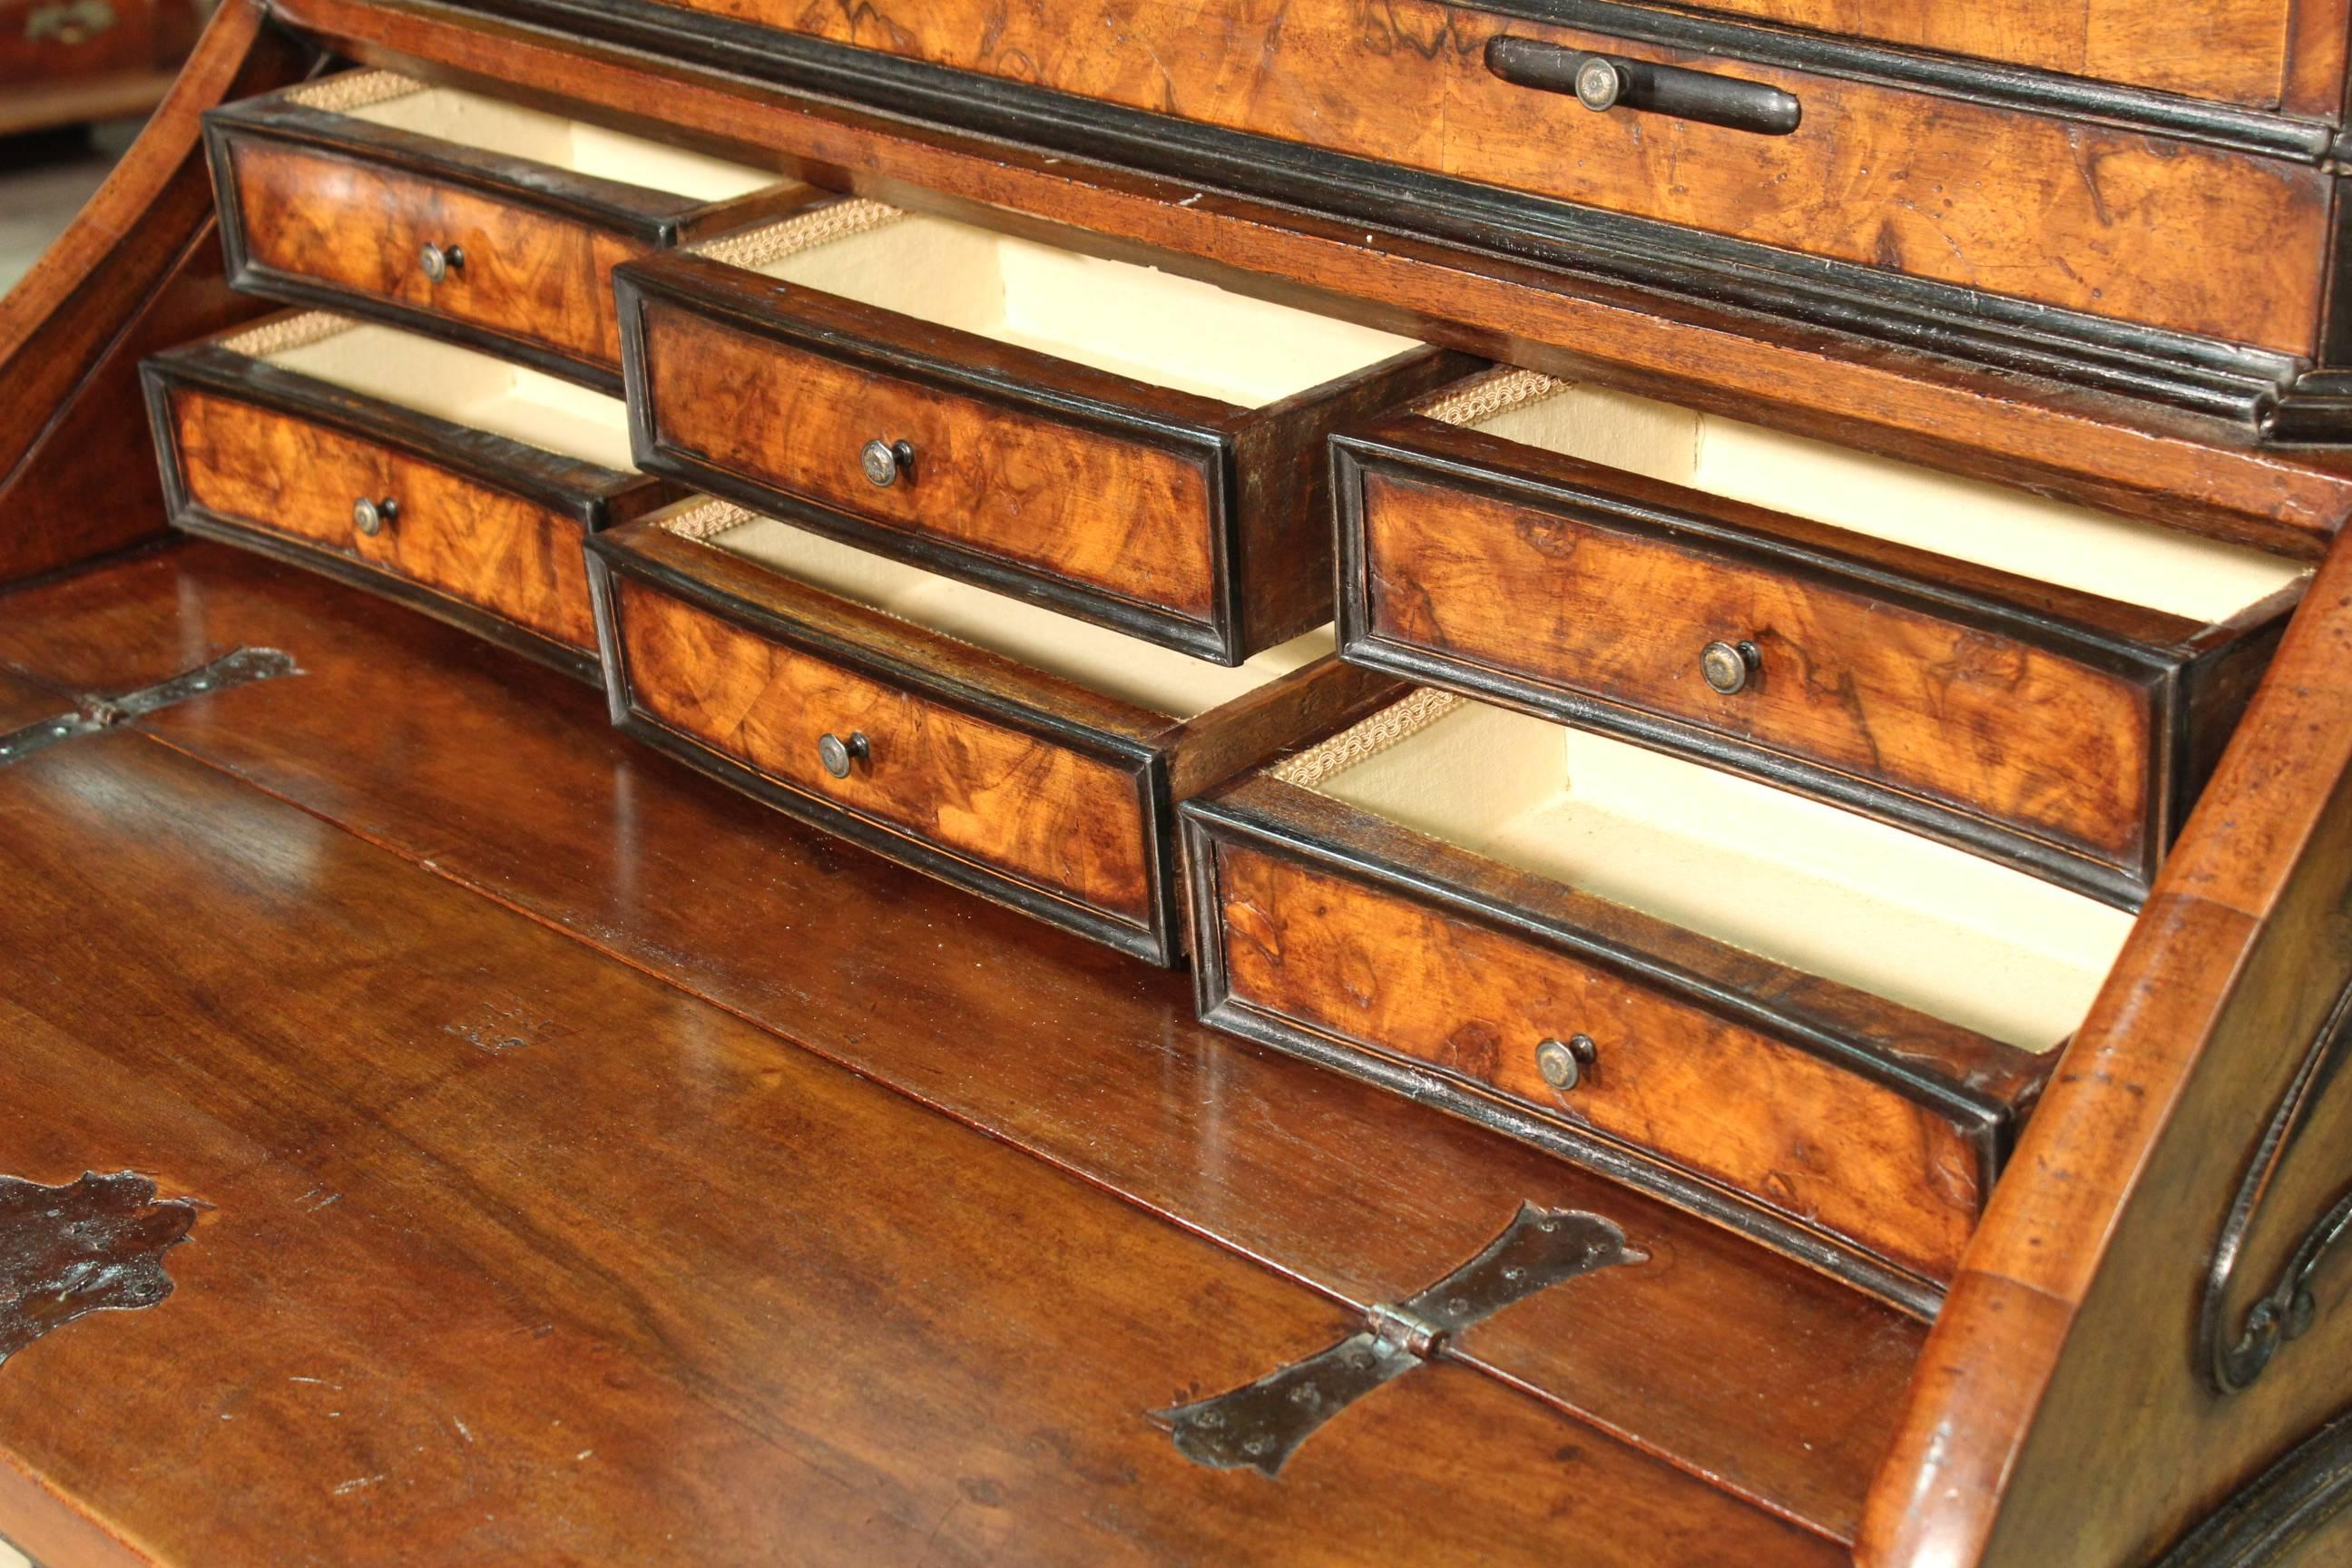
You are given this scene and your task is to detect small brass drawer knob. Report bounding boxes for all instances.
[818,730,870,779]
[860,438,916,488]
[418,242,465,283]
[1535,1034,1596,1092]
[1700,639,1760,696]
[351,496,398,536]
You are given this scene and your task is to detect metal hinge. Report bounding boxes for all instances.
[1152,1203,1643,1477]
[0,649,297,769]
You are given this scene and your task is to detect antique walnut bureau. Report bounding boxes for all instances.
[12,1,2352,1564]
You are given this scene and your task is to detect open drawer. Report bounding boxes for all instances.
[204,71,821,388]
[613,201,1464,663]
[1335,369,2311,906]
[1180,689,2141,1295]
[587,498,1398,964]
[143,312,673,681]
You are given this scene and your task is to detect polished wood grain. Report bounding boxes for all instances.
[0,721,1857,1566]
[267,0,2352,563]
[171,386,601,651]
[618,583,1156,920]
[0,541,1926,1544]
[226,136,642,369]
[1860,530,2352,1566]
[650,0,2331,351]
[634,294,1220,620]
[1691,0,2304,104]
[0,0,309,589]
[1338,416,2302,898]
[1210,836,1992,1283]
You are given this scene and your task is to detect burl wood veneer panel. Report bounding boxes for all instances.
[171,386,599,651]
[653,0,2334,350]
[615,584,1156,920]
[226,136,640,367]
[1211,841,1984,1281]
[634,302,1220,620]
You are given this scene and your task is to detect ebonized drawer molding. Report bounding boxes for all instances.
[1336,370,2308,907]
[614,201,1462,664]
[1181,690,2109,1298]
[142,313,671,681]
[588,499,1398,964]
[204,70,819,389]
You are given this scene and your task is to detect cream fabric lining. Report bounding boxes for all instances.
[662,498,1331,718]
[228,315,637,472]
[1419,367,2308,623]
[1280,690,2135,1054]
[705,203,1417,407]
[286,69,780,201]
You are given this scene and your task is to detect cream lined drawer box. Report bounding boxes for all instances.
[587,498,1397,964]
[614,200,1465,663]
[1178,689,2158,1296]
[142,313,673,680]
[1333,369,2309,906]
[204,71,820,388]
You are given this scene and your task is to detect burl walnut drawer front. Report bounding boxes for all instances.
[615,201,1461,663]
[1181,691,2132,1292]
[1337,370,2309,907]
[644,1,2334,352]
[589,500,1396,964]
[143,314,672,680]
[205,71,819,389]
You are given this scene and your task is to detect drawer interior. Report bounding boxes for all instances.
[229,315,635,471]
[1277,691,2137,1053]
[1427,371,2308,622]
[671,501,1333,716]
[703,201,1417,407]
[289,71,783,202]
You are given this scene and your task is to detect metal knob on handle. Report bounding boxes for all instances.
[1485,36,1802,136]
[818,730,870,779]
[1700,639,1761,696]
[351,496,399,537]
[859,439,916,488]
[1536,1035,1598,1093]
[418,242,466,283]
